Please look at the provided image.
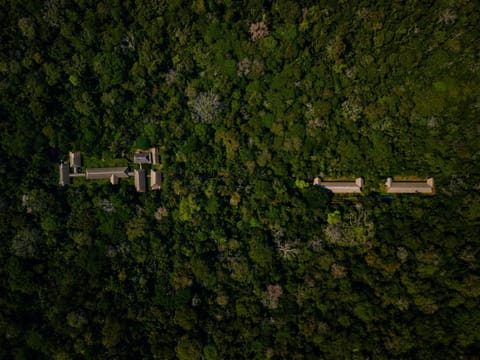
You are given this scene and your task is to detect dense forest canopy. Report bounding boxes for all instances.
[0,0,479,358]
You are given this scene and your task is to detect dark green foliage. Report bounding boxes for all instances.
[0,0,479,358]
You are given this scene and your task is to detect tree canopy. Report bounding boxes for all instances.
[0,0,479,358]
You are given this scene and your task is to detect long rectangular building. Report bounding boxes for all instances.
[151,147,159,165]
[150,170,162,190]
[385,177,434,194]
[313,177,363,193]
[86,167,129,185]
[134,169,146,192]
[59,163,70,186]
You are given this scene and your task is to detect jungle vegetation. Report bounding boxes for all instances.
[0,0,479,359]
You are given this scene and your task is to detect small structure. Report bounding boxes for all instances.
[22,194,33,213]
[69,151,81,173]
[59,163,70,186]
[86,167,129,185]
[134,151,152,164]
[150,170,162,190]
[313,177,363,193]
[110,174,120,185]
[385,177,434,194]
[134,169,146,192]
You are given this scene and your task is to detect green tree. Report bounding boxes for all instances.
[176,336,202,360]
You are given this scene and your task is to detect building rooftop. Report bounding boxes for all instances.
[59,163,70,186]
[86,167,129,180]
[133,147,159,165]
[385,177,434,194]
[150,170,162,190]
[134,169,146,192]
[313,177,363,193]
[69,151,81,168]
[151,147,159,165]
[134,151,152,164]
[110,174,119,185]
